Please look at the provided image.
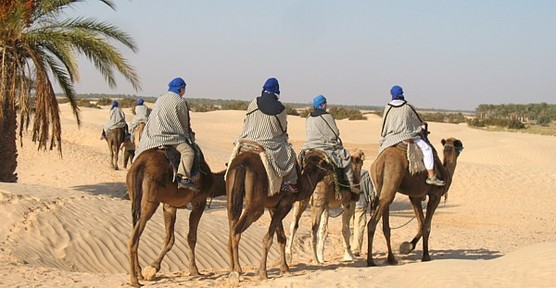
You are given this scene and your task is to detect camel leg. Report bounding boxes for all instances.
[128,201,159,287]
[269,207,292,275]
[113,144,120,170]
[230,203,264,274]
[400,197,426,254]
[259,204,292,279]
[316,208,329,263]
[366,199,389,267]
[142,205,177,281]
[340,202,354,262]
[381,206,397,265]
[286,199,309,264]
[311,204,326,264]
[186,199,207,276]
[422,194,441,262]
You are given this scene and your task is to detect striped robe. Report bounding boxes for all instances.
[103,107,126,133]
[134,91,192,159]
[378,100,424,153]
[301,112,351,168]
[237,98,297,178]
[130,105,148,130]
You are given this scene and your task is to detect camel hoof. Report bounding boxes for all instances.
[228,271,240,287]
[399,241,414,254]
[342,252,354,262]
[142,266,158,281]
[285,252,293,265]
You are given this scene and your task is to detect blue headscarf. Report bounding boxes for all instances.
[168,77,186,94]
[312,95,327,109]
[111,100,118,110]
[137,98,144,105]
[390,85,404,100]
[262,78,280,95]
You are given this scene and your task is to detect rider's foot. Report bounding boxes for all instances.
[177,177,200,192]
[426,175,445,186]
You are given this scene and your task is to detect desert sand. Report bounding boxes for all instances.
[1,102,555,287]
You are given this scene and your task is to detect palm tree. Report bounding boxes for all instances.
[0,0,141,182]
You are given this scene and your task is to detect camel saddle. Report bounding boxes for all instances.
[298,149,349,195]
[157,143,202,183]
[226,140,283,196]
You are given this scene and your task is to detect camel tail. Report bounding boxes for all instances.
[130,166,144,226]
[229,163,246,219]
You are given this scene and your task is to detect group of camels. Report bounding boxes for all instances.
[123,130,463,286]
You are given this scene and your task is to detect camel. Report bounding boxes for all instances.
[366,137,463,267]
[126,145,226,287]
[121,139,135,169]
[226,148,333,280]
[286,148,365,264]
[105,127,125,170]
[121,123,145,169]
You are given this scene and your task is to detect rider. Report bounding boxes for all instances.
[236,77,298,193]
[379,85,445,186]
[129,98,148,142]
[349,166,374,256]
[134,77,198,191]
[101,100,128,140]
[301,95,361,193]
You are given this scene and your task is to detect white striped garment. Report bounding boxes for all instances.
[134,91,192,159]
[378,101,424,153]
[237,98,297,178]
[103,107,126,132]
[130,105,148,130]
[301,113,351,168]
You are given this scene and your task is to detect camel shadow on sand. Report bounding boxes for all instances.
[71,182,127,198]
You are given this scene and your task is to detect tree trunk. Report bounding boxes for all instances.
[0,97,18,182]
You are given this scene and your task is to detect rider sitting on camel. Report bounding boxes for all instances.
[301,94,361,194]
[379,85,445,186]
[130,98,148,142]
[235,77,299,193]
[101,100,128,140]
[134,77,198,191]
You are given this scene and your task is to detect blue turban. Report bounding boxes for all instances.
[262,78,280,95]
[390,85,404,100]
[168,77,186,94]
[137,98,144,105]
[312,94,327,109]
[111,100,118,110]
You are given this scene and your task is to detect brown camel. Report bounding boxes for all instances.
[286,148,365,264]
[126,145,226,287]
[106,127,125,170]
[121,123,145,169]
[226,150,333,280]
[366,137,463,266]
[121,139,135,169]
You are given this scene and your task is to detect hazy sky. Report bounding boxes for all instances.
[66,0,556,111]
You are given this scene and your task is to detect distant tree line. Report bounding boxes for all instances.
[471,103,555,128]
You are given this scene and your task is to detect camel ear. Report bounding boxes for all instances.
[441,139,446,146]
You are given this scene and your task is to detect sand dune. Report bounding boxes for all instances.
[1,103,555,287]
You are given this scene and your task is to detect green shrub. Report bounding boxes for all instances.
[76,99,100,109]
[537,116,551,126]
[96,97,112,106]
[285,105,299,116]
[507,119,525,129]
[329,107,367,120]
[191,103,220,112]
[221,100,249,110]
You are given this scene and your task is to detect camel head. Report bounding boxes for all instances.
[441,138,464,163]
[350,148,365,184]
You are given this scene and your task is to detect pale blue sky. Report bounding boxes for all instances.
[67,0,556,110]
